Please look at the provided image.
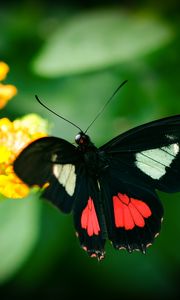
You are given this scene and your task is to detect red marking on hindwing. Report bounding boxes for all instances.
[113,193,152,230]
[81,197,100,236]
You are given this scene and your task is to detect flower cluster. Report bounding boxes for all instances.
[0,62,48,199]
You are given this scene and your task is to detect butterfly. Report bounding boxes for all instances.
[13,81,180,260]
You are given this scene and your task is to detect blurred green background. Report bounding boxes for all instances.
[1,0,180,299]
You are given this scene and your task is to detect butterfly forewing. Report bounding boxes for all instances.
[101,114,180,193]
[101,114,180,152]
[14,137,80,213]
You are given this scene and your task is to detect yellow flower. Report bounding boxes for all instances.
[0,61,49,199]
[0,61,17,109]
[0,62,9,80]
[0,114,48,198]
[0,166,29,199]
[0,84,17,109]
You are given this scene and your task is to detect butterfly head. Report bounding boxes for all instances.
[75,132,91,146]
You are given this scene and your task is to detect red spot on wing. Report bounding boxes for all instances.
[113,196,124,227]
[123,204,135,230]
[131,199,152,218]
[81,197,100,236]
[113,193,152,230]
[118,193,129,205]
[129,202,145,227]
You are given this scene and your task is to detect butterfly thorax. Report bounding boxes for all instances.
[75,132,108,175]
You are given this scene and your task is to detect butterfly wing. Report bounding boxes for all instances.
[14,137,106,258]
[98,114,180,252]
[73,167,106,259]
[14,137,80,213]
[100,114,180,193]
[99,170,163,252]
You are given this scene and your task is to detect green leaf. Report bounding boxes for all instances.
[0,195,41,283]
[32,9,173,77]
[15,200,72,285]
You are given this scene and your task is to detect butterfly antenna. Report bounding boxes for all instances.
[35,95,82,132]
[84,80,128,134]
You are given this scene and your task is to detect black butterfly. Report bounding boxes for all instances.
[13,82,180,260]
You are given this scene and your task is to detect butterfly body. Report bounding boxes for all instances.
[14,114,180,260]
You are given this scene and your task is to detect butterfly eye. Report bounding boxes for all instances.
[75,133,82,144]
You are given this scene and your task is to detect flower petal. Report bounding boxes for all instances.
[0,62,9,81]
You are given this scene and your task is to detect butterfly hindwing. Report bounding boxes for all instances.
[73,170,106,259]
[14,137,80,213]
[99,170,163,252]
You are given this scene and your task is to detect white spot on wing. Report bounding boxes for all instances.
[173,143,179,154]
[163,143,179,156]
[135,143,179,179]
[53,164,76,196]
